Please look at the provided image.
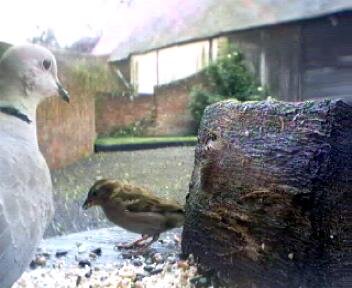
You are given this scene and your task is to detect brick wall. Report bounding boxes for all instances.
[148,73,204,136]
[37,52,97,169]
[95,94,155,136]
[95,72,204,137]
[37,51,204,169]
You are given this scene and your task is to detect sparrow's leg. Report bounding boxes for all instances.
[141,233,160,248]
[135,234,160,253]
[116,234,150,249]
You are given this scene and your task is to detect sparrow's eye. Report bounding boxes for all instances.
[91,190,98,197]
[42,59,52,71]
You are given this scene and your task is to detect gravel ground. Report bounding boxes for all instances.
[15,227,209,288]
[46,146,195,237]
[13,147,207,288]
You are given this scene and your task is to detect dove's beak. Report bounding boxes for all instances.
[57,82,70,103]
[82,198,92,210]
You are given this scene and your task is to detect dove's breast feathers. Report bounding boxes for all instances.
[0,131,53,287]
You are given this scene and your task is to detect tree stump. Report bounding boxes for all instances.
[182,99,352,288]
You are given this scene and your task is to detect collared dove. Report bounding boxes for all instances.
[0,44,69,287]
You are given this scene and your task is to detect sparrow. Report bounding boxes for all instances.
[82,179,185,249]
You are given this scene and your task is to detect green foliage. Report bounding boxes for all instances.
[0,42,12,59]
[109,118,154,137]
[71,59,121,95]
[189,46,266,125]
[30,28,60,48]
[96,136,197,146]
[189,88,224,125]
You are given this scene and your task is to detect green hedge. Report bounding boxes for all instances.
[189,46,266,125]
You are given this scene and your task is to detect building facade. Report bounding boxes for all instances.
[110,11,352,101]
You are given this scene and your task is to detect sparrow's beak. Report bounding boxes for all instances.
[57,82,70,103]
[82,198,92,210]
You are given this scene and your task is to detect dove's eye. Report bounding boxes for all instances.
[42,59,52,71]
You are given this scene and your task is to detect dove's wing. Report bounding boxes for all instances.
[0,135,53,288]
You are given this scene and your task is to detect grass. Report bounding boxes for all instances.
[95,136,197,146]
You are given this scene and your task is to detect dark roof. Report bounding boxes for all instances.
[92,0,352,61]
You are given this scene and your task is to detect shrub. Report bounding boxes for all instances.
[109,117,154,137]
[189,88,224,125]
[0,42,12,59]
[189,46,266,125]
[71,59,121,95]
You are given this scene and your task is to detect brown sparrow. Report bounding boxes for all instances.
[83,179,184,249]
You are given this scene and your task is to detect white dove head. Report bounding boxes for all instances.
[0,44,69,106]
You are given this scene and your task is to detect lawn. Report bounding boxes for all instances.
[95,135,197,146]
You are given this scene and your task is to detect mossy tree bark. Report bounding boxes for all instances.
[182,99,352,288]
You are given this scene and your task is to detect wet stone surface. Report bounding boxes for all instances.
[38,227,182,267]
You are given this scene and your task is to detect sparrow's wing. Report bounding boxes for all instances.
[127,198,183,214]
[117,188,183,214]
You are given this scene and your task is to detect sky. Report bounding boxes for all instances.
[0,0,127,46]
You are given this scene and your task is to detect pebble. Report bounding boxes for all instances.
[75,275,82,287]
[121,252,133,259]
[91,247,102,256]
[190,275,209,287]
[152,253,164,264]
[89,252,97,260]
[76,242,87,254]
[85,269,93,278]
[100,275,108,282]
[55,250,69,258]
[135,272,148,281]
[144,258,153,265]
[42,252,51,259]
[134,281,145,288]
[78,260,91,268]
[167,256,177,264]
[143,265,155,273]
[77,246,87,254]
[177,260,189,270]
[188,254,195,265]
[150,268,163,275]
[29,261,37,269]
[132,259,143,267]
[30,255,47,268]
[118,265,136,278]
[174,234,182,244]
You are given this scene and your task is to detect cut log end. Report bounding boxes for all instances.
[182,99,352,287]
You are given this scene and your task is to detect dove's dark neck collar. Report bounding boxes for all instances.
[0,106,32,124]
